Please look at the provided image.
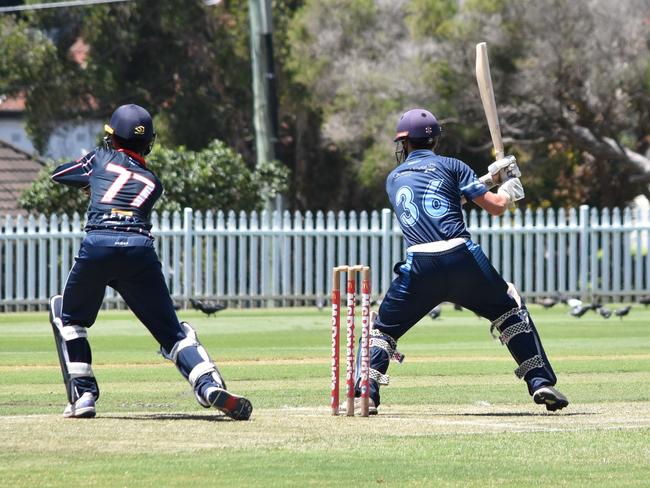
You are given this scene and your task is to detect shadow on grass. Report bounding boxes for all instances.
[381,411,592,418]
[100,413,237,422]
[457,411,592,417]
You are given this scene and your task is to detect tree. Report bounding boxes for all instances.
[19,140,288,215]
[0,1,255,155]
[285,0,650,208]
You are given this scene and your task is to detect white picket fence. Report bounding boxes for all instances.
[0,205,648,310]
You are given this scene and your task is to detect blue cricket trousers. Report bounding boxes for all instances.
[369,240,557,403]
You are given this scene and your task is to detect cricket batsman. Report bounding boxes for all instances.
[48,104,252,420]
[356,108,569,414]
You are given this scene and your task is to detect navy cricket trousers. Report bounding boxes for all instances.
[61,231,184,352]
[370,240,557,402]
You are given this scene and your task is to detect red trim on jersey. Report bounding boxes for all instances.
[116,148,147,167]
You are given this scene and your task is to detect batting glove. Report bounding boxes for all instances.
[497,177,525,208]
[489,155,521,186]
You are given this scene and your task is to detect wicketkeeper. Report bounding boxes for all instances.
[48,104,252,420]
[354,108,568,414]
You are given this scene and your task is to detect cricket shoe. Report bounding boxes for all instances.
[63,392,96,419]
[533,386,569,412]
[339,397,378,416]
[204,387,253,420]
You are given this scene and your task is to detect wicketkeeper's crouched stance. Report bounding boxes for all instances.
[48,104,252,420]
[353,109,568,414]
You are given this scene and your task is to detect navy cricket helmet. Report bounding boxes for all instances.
[394,108,441,142]
[104,104,156,155]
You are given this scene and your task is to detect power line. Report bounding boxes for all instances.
[0,0,134,13]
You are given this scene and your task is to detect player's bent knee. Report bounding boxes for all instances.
[160,321,227,403]
[370,329,405,363]
[488,288,554,384]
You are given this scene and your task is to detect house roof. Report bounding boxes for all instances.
[0,93,26,113]
[0,139,46,215]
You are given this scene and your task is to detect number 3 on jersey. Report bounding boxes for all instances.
[396,180,449,227]
[100,162,155,207]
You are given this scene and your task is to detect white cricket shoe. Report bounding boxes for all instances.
[533,386,569,412]
[63,392,96,418]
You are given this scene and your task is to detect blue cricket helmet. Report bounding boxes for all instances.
[104,104,156,155]
[394,108,441,142]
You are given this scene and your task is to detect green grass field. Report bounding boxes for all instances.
[1,304,649,487]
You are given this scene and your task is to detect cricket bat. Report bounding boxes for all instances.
[475,42,504,160]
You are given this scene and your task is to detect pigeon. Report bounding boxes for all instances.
[570,305,590,318]
[537,297,557,309]
[316,298,327,311]
[428,305,441,320]
[567,298,583,309]
[588,301,602,312]
[597,307,612,319]
[454,303,463,311]
[614,305,632,320]
[554,292,570,305]
[189,298,227,317]
[639,296,650,307]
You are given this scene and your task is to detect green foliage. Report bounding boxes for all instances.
[0,16,75,151]
[405,0,458,39]
[19,163,90,215]
[19,140,290,215]
[4,0,650,210]
[146,140,260,213]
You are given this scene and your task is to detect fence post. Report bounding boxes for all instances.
[4,215,14,307]
[16,215,25,304]
[381,208,392,294]
[579,204,590,300]
[589,208,599,299]
[183,207,193,304]
[38,214,48,304]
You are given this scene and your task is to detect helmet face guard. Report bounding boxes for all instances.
[394,139,407,164]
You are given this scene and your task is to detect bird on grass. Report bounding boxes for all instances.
[597,307,612,319]
[554,292,570,305]
[638,296,650,307]
[537,297,557,309]
[570,305,590,318]
[189,298,227,317]
[614,305,632,320]
[428,305,441,320]
[589,301,603,312]
[454,303,463,311]
[567,298,583,309]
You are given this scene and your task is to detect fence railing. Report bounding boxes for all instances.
[1,205,648,310]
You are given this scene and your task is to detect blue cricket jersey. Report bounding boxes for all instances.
[52,146,163,237]
[386,149,488,247]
